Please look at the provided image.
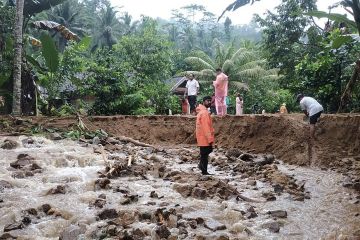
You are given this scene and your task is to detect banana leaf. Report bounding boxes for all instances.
[218,0,261,20]
[40,33,59,73]
[31,20,80,41]
[28,36,42,47]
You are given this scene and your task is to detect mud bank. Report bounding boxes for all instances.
[1,114,359,169]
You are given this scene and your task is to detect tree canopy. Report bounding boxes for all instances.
[1,0,360,115]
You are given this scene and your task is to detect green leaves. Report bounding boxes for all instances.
[25,55,46,72]
[331,35,353,49]
[24,0,67,17]
[184,57,215,71]
[304,10,357,31]
[219,0,260,20]
[75,36,92,51]
[40,34,59,73]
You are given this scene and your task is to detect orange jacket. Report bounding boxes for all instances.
[196,104,215,146]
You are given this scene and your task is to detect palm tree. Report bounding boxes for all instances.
[93,3,121,49]
[12,0,25,115]
[184,39,279,91]
[120,12,138,35]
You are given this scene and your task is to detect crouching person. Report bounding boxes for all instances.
[196,96,214,175]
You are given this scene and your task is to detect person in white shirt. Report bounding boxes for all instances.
[297,94,323,141]
[185,73,200,114]
[235,94,243,115]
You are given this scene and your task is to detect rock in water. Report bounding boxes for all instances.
[10,154,34,169]
[98,209,118,220]
[93,198,106,208]
[41,204,52,214]
[106,225,117,236]
[191,187,207,199]
[95,178,110,189]
[226,148,243,159]
[253,155,275,166]
[261,221,281,233]
[0,233,16,239]
[1,139,18,149]
[247,180,257,186]
[268,210,287,218]
[173,184,192,198]
[49,133,62,140]
[204,219,226,231]
[47,185,66,195]
[239,153,254,162]
[59,225,84,240]
[92,136,100,145]
[3,222,23,232]
[150,191,159,198]
[153,225,171,239]
[0,180,13,191]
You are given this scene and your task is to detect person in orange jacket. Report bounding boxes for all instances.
[196,96,215,175]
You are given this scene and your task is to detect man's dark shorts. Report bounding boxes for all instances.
[188,95,197,112]
[309,111,322,124]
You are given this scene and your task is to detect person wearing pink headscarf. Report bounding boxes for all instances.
[213,68,228,116]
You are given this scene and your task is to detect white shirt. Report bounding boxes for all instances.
[300,97,323,116]
[186,79,199,96]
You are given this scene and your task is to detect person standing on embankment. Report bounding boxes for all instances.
[235,94,244,115]
[196,96,214,175]
[185,73,200,115]
[213,68,228,116]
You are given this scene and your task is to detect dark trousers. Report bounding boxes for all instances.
[199,146,213,174]
[188,95,197,112]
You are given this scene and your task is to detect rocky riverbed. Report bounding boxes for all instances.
[0,135,359,240]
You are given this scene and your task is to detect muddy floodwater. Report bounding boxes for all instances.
[0,135,359,240]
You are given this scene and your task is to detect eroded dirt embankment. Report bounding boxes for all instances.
[1,114,360,169]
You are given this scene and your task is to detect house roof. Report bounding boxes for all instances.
[166,76,187,93]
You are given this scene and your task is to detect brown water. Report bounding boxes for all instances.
[0,136,359,239]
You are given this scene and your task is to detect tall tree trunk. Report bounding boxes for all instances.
[350,0,360,34]
[338,59,360,113]
[12,0,25,115]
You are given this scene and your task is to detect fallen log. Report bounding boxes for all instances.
[117,135,159,150]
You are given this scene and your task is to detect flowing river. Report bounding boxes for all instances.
[0,135,359,239]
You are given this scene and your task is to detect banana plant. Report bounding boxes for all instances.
[26,34,91,115]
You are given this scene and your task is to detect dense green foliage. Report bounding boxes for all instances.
[0,2,14,88]
[255,0,360,112]
[1,0,360,115]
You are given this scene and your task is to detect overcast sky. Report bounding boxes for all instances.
[109,0,347,25]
